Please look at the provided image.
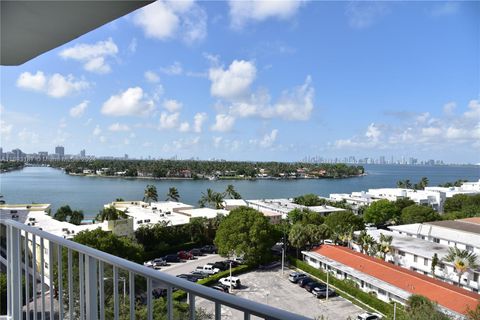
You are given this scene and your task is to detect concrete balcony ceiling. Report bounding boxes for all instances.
[1,0,153,66]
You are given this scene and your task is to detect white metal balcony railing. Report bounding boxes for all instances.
[2,219,309,320]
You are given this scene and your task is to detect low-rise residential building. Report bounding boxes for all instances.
[389,218,480,254]
[302,245,479,319]
[246,198,344,219]
[222,199,248,210]
[352,229,480,292]
[178,207,229,219]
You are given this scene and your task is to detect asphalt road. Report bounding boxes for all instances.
[157,254,225,276]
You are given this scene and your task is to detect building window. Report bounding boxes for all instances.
[424,258,428,266]
[433,238,439,243]
[398,250,405,257]
[467,245,474,252]
[413,255,418,263]
[378,289,387,296]
[474,272,479,282]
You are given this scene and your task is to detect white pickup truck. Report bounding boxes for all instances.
[194,264,220,275]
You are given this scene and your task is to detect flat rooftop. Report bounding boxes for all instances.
[311,245,479,316]
[426,220,480,235]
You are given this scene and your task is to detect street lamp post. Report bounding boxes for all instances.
[326,270,329,301]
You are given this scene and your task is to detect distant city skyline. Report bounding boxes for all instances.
[1,1,479,163]
[2,145,475,166]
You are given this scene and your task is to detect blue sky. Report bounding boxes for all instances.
[1,1,479,163]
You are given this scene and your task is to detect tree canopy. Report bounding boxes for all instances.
[401,205,439,224]
[293,193,323,206]
[405,295,450,320]
[287,208,324,226]
[53,205,84,225]
[324,211,364,241]
[363,199,399,226]
[73,229,144,263]
[214,207,278,265]
[143,185,158,204]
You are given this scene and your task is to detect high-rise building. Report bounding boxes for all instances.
[55,146,65,159]
[80,149,86,158]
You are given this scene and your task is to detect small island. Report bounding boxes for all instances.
[44,159,365,180]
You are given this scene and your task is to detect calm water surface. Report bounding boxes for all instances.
[1,165,478,218]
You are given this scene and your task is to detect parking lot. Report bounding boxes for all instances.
[160,254,224,275]
[196,267,365,320]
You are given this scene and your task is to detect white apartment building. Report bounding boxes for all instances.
[353,229,480,292]
[389,218,480,254]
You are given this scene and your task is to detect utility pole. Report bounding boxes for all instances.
[326,270,329,300]
[394,302,397,320]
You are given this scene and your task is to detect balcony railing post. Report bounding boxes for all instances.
[113,265,119,319]
[6,224,10,318]
[129,271,135,320]
[24,231,30,319]
[57,244,64,320]
[32,234,38,320]
[98,260,105,320]
[85,255,99,320]
[79,253,85,320]
[67,249,73,320]
[9,225,22,319]
[49,241,55,318]
[40,237,46,319]
[188,293,195,320]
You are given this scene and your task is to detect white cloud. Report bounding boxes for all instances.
[345,2,389,29]
[179,122,190,132]
[163,99,183,112]
[17,71,89,98]
[431,2,459,17]
[229,0,305,29]
[163,136,200,152]
[108,123,130,132]
[211,114,235,132]
[0,120,12,138]
[213,136,223,148]
[17,71,46,91]
[443,101,456,115]
[59,38,118,74]
[259,129,278,148]
[144,70,160,83]
[93,125,102,136]
[18,129,39,144]
[209,60,256,100]
[333,100,480,150]
[70,100,89,118]
[193,112,207,133]
[133,0,207,44]
[128,38,138,53]
[161,61,183,75]
[101,87,155,116]
[159,112,180,129]
[228,76,315,121]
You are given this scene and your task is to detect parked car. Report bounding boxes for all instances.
[194,264,220,275]
[207,261,229,271]
[177,250,194,260]
[190,271,208,278]
[312,287,337,299]
[176,274,198,282]
[219,276,241,289]
[232,256,245,264]
[356,313,382,320]
[211,285,229,293]
[288,272,308,283]
[189,248,203,257]
[304,281,324,292]
[224,260,240,267]
[163,254,180,263]
[298,277,314,288]
[201,245,217,253]
[259,261,281,270]
[152,258,167,269]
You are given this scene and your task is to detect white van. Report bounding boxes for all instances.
[219,276,241,289]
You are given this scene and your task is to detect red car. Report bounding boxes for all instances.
[177,250,194,260]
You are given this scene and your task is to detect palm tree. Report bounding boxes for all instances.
[199,189,224,209]
[356,230,376,255]
[166,187,180,202]
[97,206,119,221]
[443,247,479,286]
[225,184,241,199]
[143,185,158,204]
[378,233,393,260]
[419,176,429,189]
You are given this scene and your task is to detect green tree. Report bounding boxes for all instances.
[293,193,323,206]
[289,223,311,257]
[54,205,73,221]
[401,205,439,224]
[444,194,470,212]
[406,295,450,320]
[97,206,126,222]
[356,230,376,255]
[431,253,439,278]
[419,176,429,189]
[378,233,393,260]
[53,205,84,225]
[69,210,84,225]
[199,189,224,209]
[324,211,364,242]
[0,273,6,314]
[214,207,277,265]
[287,208,324,226]
[143,185,158,204]
[73,229,144,263]
[363,199,399,226]
[443,247,479,286]
[466,302,480,320]
[225,184,242,199]
[166,187,180,202]
[394,198,416,212]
